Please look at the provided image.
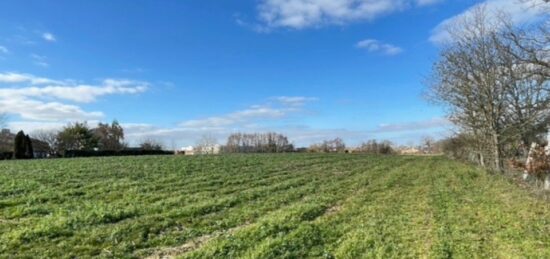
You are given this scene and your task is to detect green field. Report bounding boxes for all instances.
[1,154,550,258]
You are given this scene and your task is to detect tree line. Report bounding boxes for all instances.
[3,115,400,157]
[223,132,294,153]
[33,121,126,156]
[32,121,167,157]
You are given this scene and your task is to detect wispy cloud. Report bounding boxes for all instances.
[30,54,49,68]
[373,117,451,133]
[180,96,317,129]
[0,46,8,54]
[0,75,148,103]
[430,0,549,44]
[0,72,148,122]
[257,0,443,30]
[416,0,442,7]
[271,96,318,107]
[0,72,61,84]
[42,32,56,42]
[356,39,403,55]
[7,121,67,133]
[181,107,286,129]
[0,97,103,121]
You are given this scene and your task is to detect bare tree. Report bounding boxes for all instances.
[224,132,293,153]
[309,138,346,153]
[428,6,550,171]
[32,130,59,155]
[195,134,218,154]
[139,138,163,151]
[495,11,550,157]
[421,136,435,154]
[519,0,550,11]
[502,18,549,80]
[357,140,394,154]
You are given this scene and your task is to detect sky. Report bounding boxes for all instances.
[0,0,547,148]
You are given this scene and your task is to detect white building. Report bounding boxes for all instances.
[196,144,221,155]
[175,146,195,155]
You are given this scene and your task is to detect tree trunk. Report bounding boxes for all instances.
[479,152,485,167]
[544,174,550,191]
[492,133,502,172]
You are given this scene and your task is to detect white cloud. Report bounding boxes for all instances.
[0,46,8,54]
[180,96,317,129]
[0,97,103,121]
[356,39,403,55]
[257,0,442,29]
[0,72,148,124]
[181,107,287,129]
[430,0,549,44]
[374,117,451,132]
[0,74,148,103]
[8,121,66,133]
[42,32,56,42]
[0,72,62,85]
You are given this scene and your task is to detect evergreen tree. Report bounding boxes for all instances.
[25,135,34,159]
[14,131,26,159]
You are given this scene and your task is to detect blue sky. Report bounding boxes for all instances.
[0,0,547,147]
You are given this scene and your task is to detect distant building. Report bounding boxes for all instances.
[196,144,221,155]
[399,147,421,155]
[175,146,195,155]
[175,144,221,155]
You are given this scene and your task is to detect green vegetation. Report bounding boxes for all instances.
[1,154,550,258]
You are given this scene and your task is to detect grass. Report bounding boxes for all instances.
[1,154,550,258]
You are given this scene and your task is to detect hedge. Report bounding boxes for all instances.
[63,149,173,158]
[0,152,14,160]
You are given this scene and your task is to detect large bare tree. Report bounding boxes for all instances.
[428,6,550,171]
[139,138,163,151]
[32,130,59,155]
